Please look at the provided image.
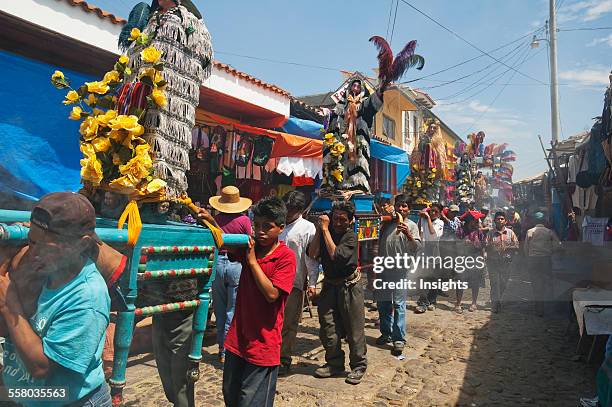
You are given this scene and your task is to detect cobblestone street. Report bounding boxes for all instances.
[123,262,598,407]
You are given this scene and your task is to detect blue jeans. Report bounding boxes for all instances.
[377,299,406,343]
[212,254,242,355]
[73,383,112,407]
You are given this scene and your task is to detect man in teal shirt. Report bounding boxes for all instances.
[0,192,111,406]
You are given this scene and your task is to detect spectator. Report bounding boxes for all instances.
[375,194,421,356]
[566,207,581,242]
[0,192,112,406]
[415,203,444,313]
[308,201,366,385]
[524,212,562,316]
[279,191,319,375]
[209,186,253,364]
[455,210,487,313]
[222,197,296,406]
[479,206,492,233]
[486,211,519,313]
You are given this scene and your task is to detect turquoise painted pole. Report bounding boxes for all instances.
[0,223,128,244]
[0,210,30,223]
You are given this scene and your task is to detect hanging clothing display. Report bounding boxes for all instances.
[582,216,609,246]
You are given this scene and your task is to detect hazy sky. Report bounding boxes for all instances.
[93,0,612,180]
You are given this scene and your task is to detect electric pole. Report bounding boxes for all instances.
[549,0,560,144]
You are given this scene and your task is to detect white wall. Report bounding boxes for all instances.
[1,0,289,117]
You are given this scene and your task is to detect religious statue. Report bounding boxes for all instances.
[321,36,424,195]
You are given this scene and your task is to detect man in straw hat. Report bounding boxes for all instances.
[0,192,112,405]
[208,186,252,364]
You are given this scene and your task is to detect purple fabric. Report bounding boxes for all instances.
[215,213,252,235]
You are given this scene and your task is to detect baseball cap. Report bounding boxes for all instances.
[449,204,460,212]
[30,192,101,243]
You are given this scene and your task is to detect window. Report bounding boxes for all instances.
[382,114,395,140]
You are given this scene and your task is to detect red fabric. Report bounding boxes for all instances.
[107,255,127,288]
[292,176,314,186]
[224,242,296,366]
[460,210,485,221]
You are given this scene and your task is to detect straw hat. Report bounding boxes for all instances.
[209,186,252,214]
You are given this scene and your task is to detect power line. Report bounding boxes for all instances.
[558,26,612,31]
[399,26,545,85]
[396,0,548,85]
[215,51,343,72]
[390,0,400,45]
[385,0,394,40]
[463,47,539,134]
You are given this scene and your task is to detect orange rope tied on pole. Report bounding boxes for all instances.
[117,200,142,247]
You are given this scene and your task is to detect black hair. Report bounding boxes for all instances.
[283,190,307,211]
[252,197,287,226]
[494,211,506,219]
[430,203,442,212]
[394,194,410,207]
[332,201,356,221]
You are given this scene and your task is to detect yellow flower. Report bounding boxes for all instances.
[119,55,129,65]
[109,175,139,192]
[141,46,162,64]
[92,108,105,116]
[324,133,336,145]
[134,144,150,156]
[119,153,152,184]
[51,71,64,82]
[85,94,97,106]
[69,106,83,120]
[79,117,99,141]
[86,81,110,95]
[125,68,132,76]
[96,109,118,126]
[331,169,343,182]
[151,88,167,107]
[109,115,144,136]
[129,28,141,41]
[146,178,167,194]
[63,90,80,105]
[102,70,120,84]
[80,155,103,185]
[80,142,96,157]
[112,153,123,165]
[91,137,111,153]
[330,143,345,157]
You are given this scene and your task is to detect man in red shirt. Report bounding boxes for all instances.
[222,197,296,407]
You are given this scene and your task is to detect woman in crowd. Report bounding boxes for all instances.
[454,210,486,313]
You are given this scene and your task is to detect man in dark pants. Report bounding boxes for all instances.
[485,211,519,313]
[308,201,366,385]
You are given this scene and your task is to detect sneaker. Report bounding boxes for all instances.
[579,396,599,407]
[345,367,366,385]
[414,305,427,314]
[314,364,345,378]
[453,305,463,314]
[468,304,477,312]
[391,341,405,356]
[376,335,391,345]
[427,304,436,311]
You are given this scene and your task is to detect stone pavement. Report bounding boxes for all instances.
[122,261,599,406]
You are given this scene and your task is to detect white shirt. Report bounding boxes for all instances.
[421,218,444,242]
[279,215,320,290]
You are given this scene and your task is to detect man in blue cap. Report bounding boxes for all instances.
[524,212,561,316]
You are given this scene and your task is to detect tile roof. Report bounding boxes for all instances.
[213,61,291,97]
[62,0,127,24]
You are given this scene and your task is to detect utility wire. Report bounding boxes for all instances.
[215,51,343,72]
[397,0,548,85]
[558,26,612,31]
[385,0,394,40]
[390,0,400,45]
[398,26,545,85]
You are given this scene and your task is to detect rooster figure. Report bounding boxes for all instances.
[369,36,425,88]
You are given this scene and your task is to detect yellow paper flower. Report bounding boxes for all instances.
[51,71,64,82]
[96,109,118,127]
[109,115,144,136]
[109,175,139,192]
[119,153,152,184]
[331,169,343,182]
[129,28,141,41]
[102,70,120,84]
[85,94,97,106]
[119,55,129,65]
[324,133,336,145]
[125,68,132,76]
[79,117,99,141]
[92,108,105,116]
[91,137,111,153]
[86,81,110,95]
[330,142,345,157]
[141,46,162,64]
[151,88,167,107]
[146,178,167,193]
[69,106,83,120]
[80,155,103,185]
[63,90,80,105]
[80,142,96,157]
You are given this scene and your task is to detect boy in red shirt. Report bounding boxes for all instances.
[222,197,296,407]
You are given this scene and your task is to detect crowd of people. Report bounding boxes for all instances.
[0,189,566,407]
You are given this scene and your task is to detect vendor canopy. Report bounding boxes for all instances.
[0,50,86,201]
